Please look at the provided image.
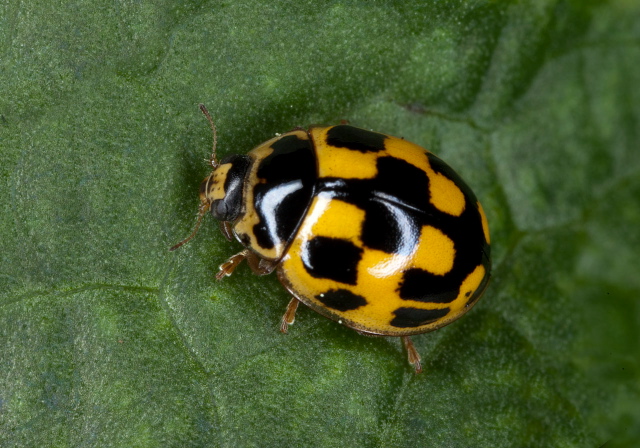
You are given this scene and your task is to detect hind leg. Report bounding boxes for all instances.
[402,336,423,374]
[279,298,300,334]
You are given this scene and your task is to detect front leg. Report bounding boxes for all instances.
[216,249,250,280]
[219,221,234,241]
[216,249,277,280]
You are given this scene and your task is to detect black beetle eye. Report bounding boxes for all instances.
[211,199,228,220]
[208,155,251,222]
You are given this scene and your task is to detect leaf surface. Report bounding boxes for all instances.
[1,1,638,446]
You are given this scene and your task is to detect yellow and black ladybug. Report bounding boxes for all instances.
[172,105,491,373]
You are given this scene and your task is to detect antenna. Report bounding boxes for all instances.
[169,104,218,251]
[199,104,218,168]
[169,201,211,251]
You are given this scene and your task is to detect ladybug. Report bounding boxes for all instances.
[171,105,491,373]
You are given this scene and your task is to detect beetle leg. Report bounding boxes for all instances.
[217,250,277,280]
[216,249,250,280]
[280,298,300,334]
[245,252,277,276]
[402,336,423,374]
[219,221,234,241]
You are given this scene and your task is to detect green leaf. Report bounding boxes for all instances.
[1,0,638,446]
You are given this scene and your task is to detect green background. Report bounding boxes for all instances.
[1,0,638,446]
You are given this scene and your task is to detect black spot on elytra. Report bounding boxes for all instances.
[360,199,420,255]
[302,237,362,285]
[390,307,450,328]
[372,156,431,212]
[325,125,387,152]
[399,268,460,304]
[316,289,367,312]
